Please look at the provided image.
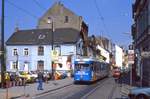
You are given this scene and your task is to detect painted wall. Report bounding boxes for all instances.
[115,45,123,68]
[6,43,81,72]
[96,45,110,63]
[6,45,51,71]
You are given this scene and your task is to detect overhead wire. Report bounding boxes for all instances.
[32,0,47,11]
[93,0,111,39]
[6,0,38,19]
[6,0,48,23]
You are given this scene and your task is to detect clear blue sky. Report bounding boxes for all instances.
[1,0,133,47]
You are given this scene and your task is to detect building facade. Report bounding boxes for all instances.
[37,2,89,56]
[38,2,82,31]
[6,28,83,72]
[132,0,150,86]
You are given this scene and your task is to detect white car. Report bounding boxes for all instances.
[128,87,150,99]
[29,71,37,78]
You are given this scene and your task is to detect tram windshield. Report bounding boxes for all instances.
[75,64,90,71]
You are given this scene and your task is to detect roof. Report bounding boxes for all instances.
[6,28,80,45]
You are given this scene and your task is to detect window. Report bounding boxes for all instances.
[13,49,18,56]
[24,48,29,56]
[137,5,148,39]
[37,60,44,70]
[12,62,18,70]
[65,16,69,23]
[38,46,44,56]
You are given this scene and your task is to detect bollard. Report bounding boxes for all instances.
[6,81,9,99]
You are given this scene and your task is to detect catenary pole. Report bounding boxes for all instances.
[1,0,6,88]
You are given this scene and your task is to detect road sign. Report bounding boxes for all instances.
[51,50,59,61]
[128,50,134,64]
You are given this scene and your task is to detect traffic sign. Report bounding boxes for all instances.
[128,50,134,64]
[51,50,59,61]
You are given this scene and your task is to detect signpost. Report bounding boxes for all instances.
[128,50,134,86]
[128,50,135,64]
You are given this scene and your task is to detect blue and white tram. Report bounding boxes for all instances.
[74,57,109,83]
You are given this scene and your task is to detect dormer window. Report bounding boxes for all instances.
[65,16,69,23]
[38,34,46,39]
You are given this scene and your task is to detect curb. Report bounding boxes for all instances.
[10,83,73,99]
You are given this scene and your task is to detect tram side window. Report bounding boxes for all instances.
[93,63,97,71]
[97,62,101,71]
[101,63,105,70]
[91,64,94,71]
[95,62,99,71]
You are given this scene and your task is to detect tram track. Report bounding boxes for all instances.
[33,77,111,99]
[80,77,111,99]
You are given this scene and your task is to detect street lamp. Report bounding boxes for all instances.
[47,17,55,80]
[16,53,19,71]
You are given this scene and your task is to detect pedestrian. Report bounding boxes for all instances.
[5,72,10,88]
[10,73,15,87]
[37,71,44,90]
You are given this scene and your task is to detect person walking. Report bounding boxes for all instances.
[37,71,44,90]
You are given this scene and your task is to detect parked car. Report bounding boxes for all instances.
[128,87,150,99]
[29,71,38,79]
[18,71,35,83]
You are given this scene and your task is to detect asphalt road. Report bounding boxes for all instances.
[32,77,113,99]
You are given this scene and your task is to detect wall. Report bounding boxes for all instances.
[115,45,123,68]
[6,45,51,71]
[37,3,82,31]
[6,43,80,72]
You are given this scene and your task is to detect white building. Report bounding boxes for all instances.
[115,45,123,68]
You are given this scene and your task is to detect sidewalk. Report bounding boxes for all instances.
[0,78,73,99]
[111,82,131,99]
[112,72,137,99]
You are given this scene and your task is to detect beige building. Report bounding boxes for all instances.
[37,2,83,31]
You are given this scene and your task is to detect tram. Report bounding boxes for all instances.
[74,57,109,83]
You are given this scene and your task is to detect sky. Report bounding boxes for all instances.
[1,0,133,48]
